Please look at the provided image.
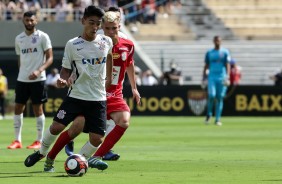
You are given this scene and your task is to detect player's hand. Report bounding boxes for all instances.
[132,88,141,105]
[67,73,77,87]
[201,79,207,89]
[28,70,41,80]
[57,78,68,88]
[105,80,111,90]
[223,78,230,86]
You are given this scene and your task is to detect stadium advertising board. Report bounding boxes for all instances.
[24,85,282,116]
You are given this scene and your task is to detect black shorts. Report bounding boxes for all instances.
[53,97,107,136]
[15,81,47,104]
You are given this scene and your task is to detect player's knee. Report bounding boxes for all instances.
[116,119,130,129]
[68,121,84,138]
[89,135,103,147]
[74,116,85,124]
[49,122,65,135]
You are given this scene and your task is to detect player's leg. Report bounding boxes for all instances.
[84,100,108,170]
[102,119,120,161]
[214,80,227,126]
[0,96,5,118]
[66,119,120,159]
[24,97,79,167]
[24,121,65,167]
[7,81,28,149]
[92,97,130,160]
[93,111,129,159]
[27,81,47,149]
[26,104,45,149]
[45,116,85,172]
[206,79,216,124]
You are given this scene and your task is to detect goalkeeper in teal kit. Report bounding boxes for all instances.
[202,36,231,126]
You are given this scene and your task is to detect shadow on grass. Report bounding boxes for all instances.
[0,171,67,178]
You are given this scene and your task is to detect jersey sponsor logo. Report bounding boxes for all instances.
[187,90,207,115]
[113,53,120,59]
[119,47,129,51]
[112,66,120,85]
[106,92,116,97]
[82,57,106,65]
[121,52,127,61]
[73,40,84,45]
[21,48,38,54]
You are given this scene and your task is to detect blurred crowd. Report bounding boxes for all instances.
[0,0,181,23]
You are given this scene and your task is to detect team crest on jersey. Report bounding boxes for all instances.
[31,37,37,44]
[121,52,127,61]
[57,110,66,119]
[113,53,120,59]
[187,90,207,115]
[98,41,106,51]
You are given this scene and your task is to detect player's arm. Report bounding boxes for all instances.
[202,63,209,80]
[203,52,209,81]
[17,56,20,68]
[29,48,53,80]
[169,72,181,80]
[57,67,72,88]
[106,52,113,89]
[126,63,141,105]
[40,48,53,73]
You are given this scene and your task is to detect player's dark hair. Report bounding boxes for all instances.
[213,35,220,40]
[23,11,36,18]
[107,6,120,13]
[83,5,105,18]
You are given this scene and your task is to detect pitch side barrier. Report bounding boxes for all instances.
[24,85,282,117]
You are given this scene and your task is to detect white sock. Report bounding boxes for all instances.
[79,141,99,159]
[36,114,45,142]
[105,119,115,136]
[40,128,57,156]
[14,113,23,142]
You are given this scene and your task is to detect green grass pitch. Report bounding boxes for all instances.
[0,116,282,184]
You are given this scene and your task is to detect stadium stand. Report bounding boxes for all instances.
[177,0,236,40]
[139,40,282,85]
[203,0,282,40]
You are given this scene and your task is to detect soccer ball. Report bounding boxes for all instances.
[64,154,88,177]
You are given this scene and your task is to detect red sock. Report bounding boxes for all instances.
[48,130,72,160]
[94,125,126,157]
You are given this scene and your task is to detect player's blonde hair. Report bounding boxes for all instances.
[103,11,120,23]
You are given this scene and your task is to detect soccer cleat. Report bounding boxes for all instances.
[88,156,108,170]
[24,150,45,167]
[7,140,22,149]
[204,116,211,125]
[65,140,74,156]
[215,121,222,126]
[26,141,41,149]
[102,150,120,161]
[44,157,55,172]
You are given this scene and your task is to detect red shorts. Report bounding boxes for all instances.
[107,96,130,120]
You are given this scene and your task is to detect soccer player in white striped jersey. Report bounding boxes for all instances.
[24,5,112,172]
[8,11,53,150]
[65,6,128,161]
